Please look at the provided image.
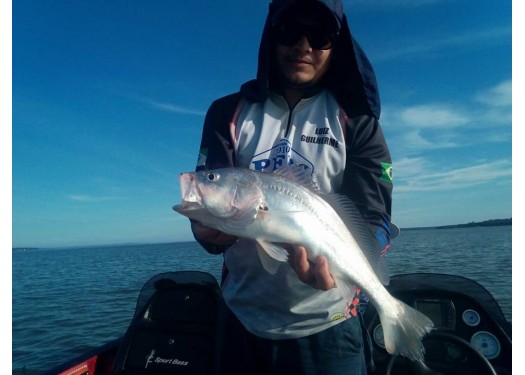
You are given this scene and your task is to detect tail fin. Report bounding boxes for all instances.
[379,299,434,361]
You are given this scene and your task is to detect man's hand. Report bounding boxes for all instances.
[288,245,336,290]
[191,221,237,246]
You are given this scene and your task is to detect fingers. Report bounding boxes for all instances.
[292,246,311,281]
[291,246,335,291]
[315,256,336,290]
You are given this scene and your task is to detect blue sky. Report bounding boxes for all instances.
[11,0,513,249]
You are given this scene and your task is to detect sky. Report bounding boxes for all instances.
[10,0,513,249]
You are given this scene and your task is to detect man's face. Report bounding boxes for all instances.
[275,37,332,89]
[272,13,337,89]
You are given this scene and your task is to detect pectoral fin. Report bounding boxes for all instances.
[256,239,289,262]
[255,244,283,275]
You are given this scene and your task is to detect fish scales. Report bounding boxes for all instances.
[173,166,434,361]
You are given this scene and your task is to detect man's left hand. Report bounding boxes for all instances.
[288,245,336,291]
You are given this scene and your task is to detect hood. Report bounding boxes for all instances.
[240,0,381,119]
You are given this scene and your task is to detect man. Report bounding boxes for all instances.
[190,0,393,373]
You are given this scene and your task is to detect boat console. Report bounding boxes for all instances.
[363,273,512,375]
[46,272,512,375]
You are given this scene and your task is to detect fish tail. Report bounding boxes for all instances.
[378,298,434,361]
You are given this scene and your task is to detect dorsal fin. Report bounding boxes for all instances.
[321,194,390,285]
[272,165,319,192]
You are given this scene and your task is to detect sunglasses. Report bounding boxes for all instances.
[271,22,339,50]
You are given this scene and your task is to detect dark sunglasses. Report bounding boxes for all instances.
[271,22,339,50]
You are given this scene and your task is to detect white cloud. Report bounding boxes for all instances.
[475,80,512,107]
[392,156,427,178]
[400,129,458,150]
[383,79,512,153]
[399,105,470,128]
[373,26,511,62]
[67,194,125,202]
[146,100,206,116]
[393,158,511,193]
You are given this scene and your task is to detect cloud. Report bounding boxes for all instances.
[146,100,206,116]
[400,129,458,150]
[393,158,511,193]
[383,79,512,152]
[66,194,126,202]
[373,26,511,62]
[90,84,208,116]
[399,105,470,128]
[475,80,512,107]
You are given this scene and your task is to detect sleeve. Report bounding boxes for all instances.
[342,114,393,252]
[191,93,240,254]
[195,94,240,172]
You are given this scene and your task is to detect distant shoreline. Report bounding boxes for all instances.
[403,218,512,231]
[13,218,512,250]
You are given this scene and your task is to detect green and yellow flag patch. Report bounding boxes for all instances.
[380,162,393,183]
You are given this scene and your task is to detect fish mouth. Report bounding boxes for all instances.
[172,202,206,216]
[173,201,202,212]
[178,172,203,208]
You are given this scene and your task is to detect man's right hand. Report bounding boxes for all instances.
[191,221,238,246]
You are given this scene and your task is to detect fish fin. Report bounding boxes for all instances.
[255,244,282,275]
[272,165,320,192]
[214,197,262,234]
[256,239,289,263]
[378,298,434,361]
[233,195,262,222]
[390,222,400,240]
[321,194,390,285]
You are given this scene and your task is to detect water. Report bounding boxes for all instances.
[12,226,512,374]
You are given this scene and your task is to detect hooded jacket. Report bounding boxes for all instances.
[192,0,393,339]
[243,0,381,119]
[196,0,392,254]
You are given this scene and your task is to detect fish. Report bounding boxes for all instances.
[173,166,434,361]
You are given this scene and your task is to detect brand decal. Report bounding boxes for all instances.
[251,139,314,173]
[146,349,189,368]
[330,313,345,322]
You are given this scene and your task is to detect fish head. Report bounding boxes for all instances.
[174,168,263,222]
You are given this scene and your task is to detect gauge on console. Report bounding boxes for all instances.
[373,324,385,349]
[471,331,501,359]
[462,309,481,326]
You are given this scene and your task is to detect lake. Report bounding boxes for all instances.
[12,225,512,374]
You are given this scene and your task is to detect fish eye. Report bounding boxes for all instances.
[207,173,219,182]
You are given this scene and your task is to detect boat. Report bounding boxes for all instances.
[43,271,512,375]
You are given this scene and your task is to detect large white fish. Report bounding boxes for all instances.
[173,166,433,361]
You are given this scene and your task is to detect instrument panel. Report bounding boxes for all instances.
[371,301,501,359]
[365,289,512,374]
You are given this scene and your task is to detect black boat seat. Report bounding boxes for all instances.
[112,271,223,375]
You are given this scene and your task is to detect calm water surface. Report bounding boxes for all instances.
[12,226,512,374]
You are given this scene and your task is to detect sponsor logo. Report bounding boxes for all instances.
[251,139,314,173]
[330,313,345,322]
